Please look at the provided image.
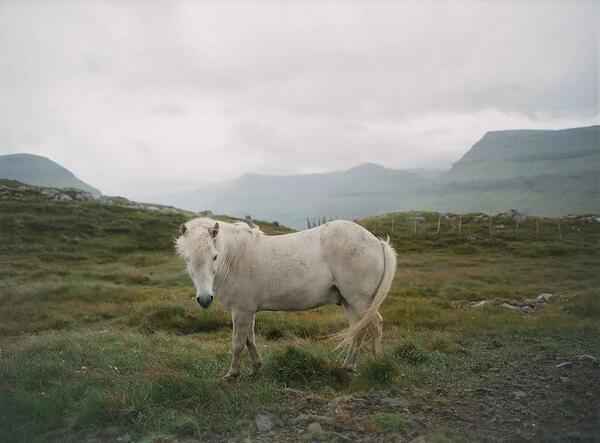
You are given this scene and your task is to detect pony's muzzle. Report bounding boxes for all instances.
[196,294,214,308]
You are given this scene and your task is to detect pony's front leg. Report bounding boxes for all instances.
[223,310,253,381]
[246,313,262,375]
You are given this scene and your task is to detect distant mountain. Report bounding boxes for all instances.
[435,125,599,215]
[0,153,100,196]
[158,163,433,228]
[447,126,599,181]
[154,125,600,226]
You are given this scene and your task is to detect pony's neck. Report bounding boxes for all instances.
[214,223,253,292]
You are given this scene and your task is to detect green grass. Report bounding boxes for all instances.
[355,357,398,387]
[372,412,411,432]
[1,196,599,442]
[0,331,280,442]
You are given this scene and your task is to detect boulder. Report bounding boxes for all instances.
[255,414,275,433]
[536,293,555,303]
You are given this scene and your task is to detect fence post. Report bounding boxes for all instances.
[391,215,395,234]
[558,219,563,240]
[436,215,441,235]
[414,218,418,236]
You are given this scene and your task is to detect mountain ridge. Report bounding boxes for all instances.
[3,125,598,228]
[0,153,101,195]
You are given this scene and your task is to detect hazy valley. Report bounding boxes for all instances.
[156,126,599,228]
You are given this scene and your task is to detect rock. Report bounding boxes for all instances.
[501,303,521,312]
[577,354,597,362]
[291,414,334,425]
[560,376,570,383]
[380,397,409,408]
[291,414,311,424]
[255,414,274,433]
[471,300,489,308]
[556,361,573,369]
[536,293,555,303]
[328,395,354,415]
[512,390,527,399]
[306,422,323,438]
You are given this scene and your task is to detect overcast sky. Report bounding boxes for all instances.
[1,0,598,199]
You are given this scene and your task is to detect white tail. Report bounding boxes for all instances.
[334,238,397,353]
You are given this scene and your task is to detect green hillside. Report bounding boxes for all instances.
[1,185,599,442]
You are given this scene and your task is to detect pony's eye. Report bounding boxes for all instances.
[213,255,218,261]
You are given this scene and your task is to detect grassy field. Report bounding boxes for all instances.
[1,197,599,442]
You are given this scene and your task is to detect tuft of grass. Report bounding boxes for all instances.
[264,346,350,388]
[372,412,411,432]
[563,293,600,319]
[261,326,287,341]
[392,342,429,364]
[257,309,346,340]
[355,356,398,387]
[128,304,230,335]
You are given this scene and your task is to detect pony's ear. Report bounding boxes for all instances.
[209,222,219,239]
[179,224,187,236]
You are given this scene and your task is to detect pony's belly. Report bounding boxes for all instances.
[258,286,340,311]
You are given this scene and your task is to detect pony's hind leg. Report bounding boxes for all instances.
[340,297,384,367]
[373,311,384,357]
[340,300,365,370]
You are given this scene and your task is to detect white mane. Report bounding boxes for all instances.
[175,217,261,259]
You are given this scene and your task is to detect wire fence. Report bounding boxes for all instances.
[306,212,600,242]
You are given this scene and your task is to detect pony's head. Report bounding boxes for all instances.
[175,218,220,308]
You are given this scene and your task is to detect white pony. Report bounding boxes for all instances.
[175,217,397,380]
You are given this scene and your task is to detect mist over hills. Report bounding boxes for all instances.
[2,125,597,228]
[155,163,433,228]
[0,154,101,196]
[158,125,599,228]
